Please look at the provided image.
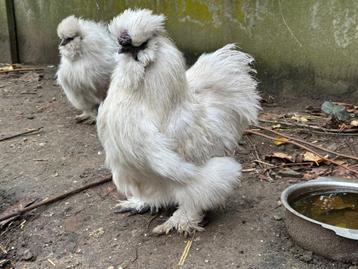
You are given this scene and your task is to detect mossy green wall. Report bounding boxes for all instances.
[3,0,358,97]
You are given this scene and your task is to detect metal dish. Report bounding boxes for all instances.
[281,177,358,262]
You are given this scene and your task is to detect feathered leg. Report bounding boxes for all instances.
[153,157,241,235]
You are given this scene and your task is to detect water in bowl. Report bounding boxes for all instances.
[292,191,358,229]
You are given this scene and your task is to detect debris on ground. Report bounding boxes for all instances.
[245,101,358,181]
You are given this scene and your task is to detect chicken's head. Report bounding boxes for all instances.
[57,15,83,60]
[109,9,165,65]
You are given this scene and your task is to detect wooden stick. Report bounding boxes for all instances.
[0,67,44,74]
[0,176,112,223]
[245,129,358,175]
[253,125,358,162]
[259,119,358,133]
[0,127,43,142]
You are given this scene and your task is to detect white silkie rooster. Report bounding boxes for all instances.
[97,9,261,235]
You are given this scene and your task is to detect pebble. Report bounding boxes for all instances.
[25,114,34,119]
[17,247,34,261]
[300,251,313,263]
[273,215,282,221]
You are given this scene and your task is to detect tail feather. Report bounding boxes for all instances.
[186,44,261,150]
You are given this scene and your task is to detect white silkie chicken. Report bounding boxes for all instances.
[97,9,261,235]
[57,15,117,123]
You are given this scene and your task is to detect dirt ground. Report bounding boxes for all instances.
[0,68,357,269]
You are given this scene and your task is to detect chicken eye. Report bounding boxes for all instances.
[60,36,75,46]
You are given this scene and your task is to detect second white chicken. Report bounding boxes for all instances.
[57,15,117,123]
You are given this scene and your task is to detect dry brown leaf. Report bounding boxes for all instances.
[303,151,324,165]
[271,152,293,162]
[291,114,309,123]
[272,124,282,129]
[272,136,288,146]
[0,65,14,72]
[332,164,358,179]
[303,167,331,180]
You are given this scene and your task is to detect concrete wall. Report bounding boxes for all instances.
[0,0,11,63]
[2,0,358,97]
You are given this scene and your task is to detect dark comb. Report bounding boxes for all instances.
[118,30,132,46]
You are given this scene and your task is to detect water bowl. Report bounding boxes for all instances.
[281,177,358,262]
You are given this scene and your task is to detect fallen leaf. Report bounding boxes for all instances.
[303,151,324,165]
[303,167,331,180]
[0,64,17,72]
[291,114,309,123]
[272,124,281,129]
[273,136,288,146]
[351,120,358,127]
[270,152,293,162]
[332,164,358,179]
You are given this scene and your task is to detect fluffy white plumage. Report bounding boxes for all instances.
[57,15,117,123]
[97,9,261,234]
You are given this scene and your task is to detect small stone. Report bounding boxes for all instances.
[120,260,130,268]
[25,115,34,120]
[300,251,313,263]
[273,215,282,221]
[204,259,209,263]
[107,266,114,269]
[17,247,35,261]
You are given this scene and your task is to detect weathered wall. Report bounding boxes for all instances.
[3,0,358,97]
[0,0,11,63]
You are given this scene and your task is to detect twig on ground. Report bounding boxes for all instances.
[245,129,358,175]
[0,67,44,74]
[0,127,43,142]
[262,162,314,173]
[255,160,275,167]
[253,125,358,162]
[259,119,358,134]
[246,136,264,169]
[0,176,112,223]
[177,234,194,267]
